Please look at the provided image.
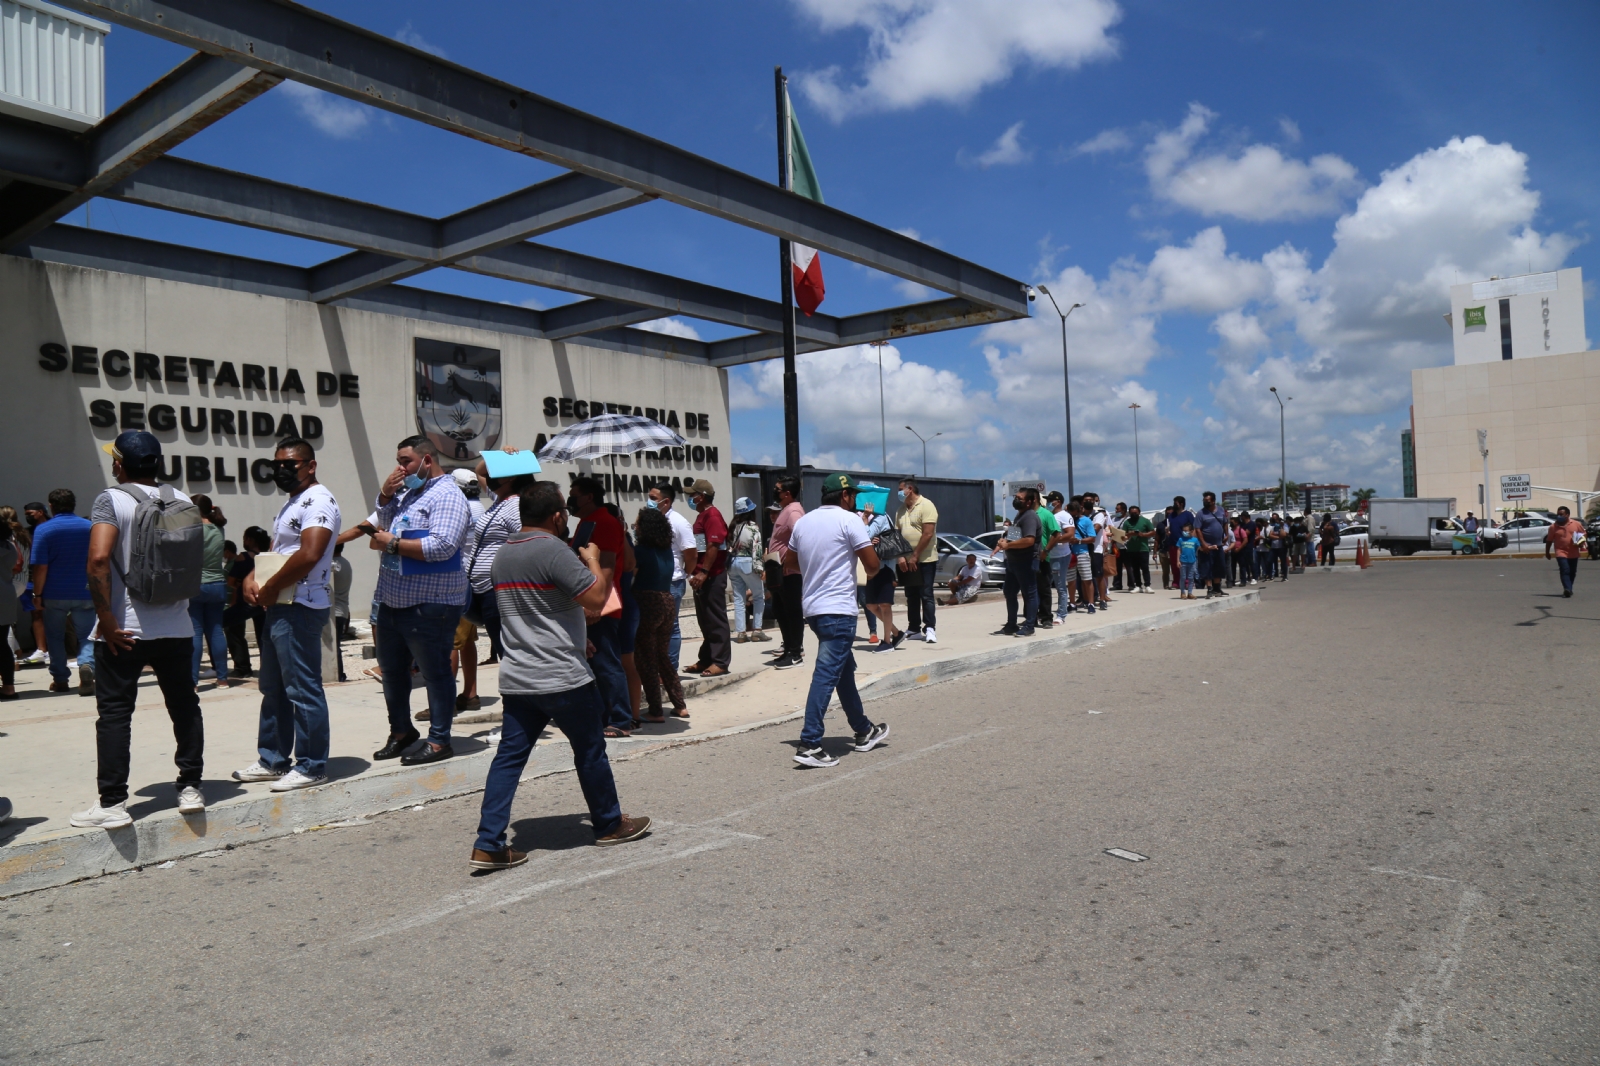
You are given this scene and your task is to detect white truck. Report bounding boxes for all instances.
[1368,497,1505,555]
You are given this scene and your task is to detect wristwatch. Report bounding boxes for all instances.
[384,536,401,556]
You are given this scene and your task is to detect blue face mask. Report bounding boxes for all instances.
[687,497,699,512]
[403,472,425,491]
[898,490,908,503]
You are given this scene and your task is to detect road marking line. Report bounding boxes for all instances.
[1374,877,1482,1065]
[712,727,1003,824]
[352,823,762,942]
[1370,866,1459,883]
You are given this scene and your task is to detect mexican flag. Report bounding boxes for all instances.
[786,88,826,316]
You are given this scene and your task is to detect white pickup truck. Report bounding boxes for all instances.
[1368,498,1506,555]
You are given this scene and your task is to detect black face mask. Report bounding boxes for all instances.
[272,461,303,492]
[566,495,583,514]
[1013,497,1027,512]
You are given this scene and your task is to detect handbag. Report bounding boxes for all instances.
[875,525,915,561]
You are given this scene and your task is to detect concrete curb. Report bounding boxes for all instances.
[0,590,1259,898]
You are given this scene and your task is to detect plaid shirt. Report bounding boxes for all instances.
[373,474,471,608]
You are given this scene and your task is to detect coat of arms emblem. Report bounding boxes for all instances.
[414,339,502,461]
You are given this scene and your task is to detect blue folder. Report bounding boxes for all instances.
[482,450,542,478]
[397,528,463,575]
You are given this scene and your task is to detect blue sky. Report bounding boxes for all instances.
[79,0,1600,504]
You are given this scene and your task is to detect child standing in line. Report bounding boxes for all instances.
[1177,523,1200,599]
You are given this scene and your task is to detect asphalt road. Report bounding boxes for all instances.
[4,558,1596,1065]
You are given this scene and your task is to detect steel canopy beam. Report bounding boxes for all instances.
[541,300,661,340]
[9,224,711,363]
[52,0,1029,318]
[0,54,279,248]
[706,297,1015,368]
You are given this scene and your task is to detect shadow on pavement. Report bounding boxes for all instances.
[506,812,596,854]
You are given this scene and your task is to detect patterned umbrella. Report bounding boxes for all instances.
[536,412,687,463]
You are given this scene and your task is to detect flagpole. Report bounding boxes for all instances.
[774,66,801,476]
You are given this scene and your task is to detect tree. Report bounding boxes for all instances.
[1351,487,1377,513]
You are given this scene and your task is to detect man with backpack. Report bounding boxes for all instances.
[71,431,206,829]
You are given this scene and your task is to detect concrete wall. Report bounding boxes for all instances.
[0,256,731,613]
[1447,267,1586,366]
[1412,347,1600,516]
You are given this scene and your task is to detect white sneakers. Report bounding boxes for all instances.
[270,768,327,792]
[69,802,132,829]
[923,626,937,645]
[177,785,206,814]
[20,649,46,665]
[232,762,284,782]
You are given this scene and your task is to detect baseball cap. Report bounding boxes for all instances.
[822,472,856,493]
[1045,490,1064,503]
[102,430,163,475]
[689,479,715,498]
[733,496,756,516]
[451,468,478,487]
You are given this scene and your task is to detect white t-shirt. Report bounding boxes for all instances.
[955,562,982,585]
[1092,509,1109,552]
[790,505,871,618]
[666,508,697,582]
[272,483,342,609]
[88,483,195,641]
[1047,508,1073,560]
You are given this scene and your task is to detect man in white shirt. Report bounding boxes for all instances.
[942,554,983,605]
[71,432,205,829]
[1086,492,1111,609]
[785,473,890,768]
[647,482,698,669]
[233,437,342,792]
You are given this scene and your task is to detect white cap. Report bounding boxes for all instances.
[451,468,478,486]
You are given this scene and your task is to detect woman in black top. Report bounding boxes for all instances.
[632,506,686,722]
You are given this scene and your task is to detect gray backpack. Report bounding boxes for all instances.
[110,484,204,605]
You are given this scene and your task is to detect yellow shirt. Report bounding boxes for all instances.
[896,496,940,564]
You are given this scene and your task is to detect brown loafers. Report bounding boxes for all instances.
[469,848,528,871]
[595,814,652,847]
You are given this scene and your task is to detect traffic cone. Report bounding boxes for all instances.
[1358,541,1369,569]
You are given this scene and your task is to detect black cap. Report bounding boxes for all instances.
[103,430,163,476]
[23,501,47,514]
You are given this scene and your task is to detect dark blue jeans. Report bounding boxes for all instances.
[375,601,459,745]
[474,684,622,852]
[586,616,634,730]
[1003,554,1038,628]
[799,614,874,747]
[43,598,95,684]
[188,581,228,683]
[257,603,330,776]
[1557,555,1578,592]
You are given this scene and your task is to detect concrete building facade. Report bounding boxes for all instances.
[1,255,731,613]
[1411,347,1600,517]
[1446,267,1585,365]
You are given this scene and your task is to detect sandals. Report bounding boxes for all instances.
[640,712,668,724]
[603,726,631,738]
[670,707,690,719]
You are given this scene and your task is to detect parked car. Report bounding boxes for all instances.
[1427,517,1507,553]
[935,533,1004,587]
[972,530,1003,553]
[1335,523,1369,552]
[1500,514,1556,552]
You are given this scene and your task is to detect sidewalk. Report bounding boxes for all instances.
[0,582,1263,895]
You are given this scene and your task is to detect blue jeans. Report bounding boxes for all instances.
[1003,554,1038,629]
[799,614,874,747]
[188,581,228,683]
[375,601,459,745]
[667,577,686,669]
[729,561,764,631]
[1051,557,1072,618]
[1557,555,1578,592]
[474,684,622,852]
[587,616,634,730]
[42,598,94,684]
[257,603,330,776]
[1179,561,1198,592]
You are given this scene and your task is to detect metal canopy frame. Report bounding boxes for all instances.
[1,0,1027,368]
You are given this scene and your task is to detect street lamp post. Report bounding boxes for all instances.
[904,425,942,478]
[1128,403,1142,510]
[870,340,889,474]
[1035,285,1084,497]
[1269,386,1292,511]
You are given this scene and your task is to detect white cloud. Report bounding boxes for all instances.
[1145,103,1362,221]
[1145,226,1270,313]
[1277,117,1301,144]
[277,81,371,138]
[1211,310,1270,357]
[968,121,1032,167]
[793,0,1121,120]
[1072,127,1132,156]
[635,317,703,340]
[394,22,447,57]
